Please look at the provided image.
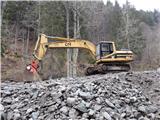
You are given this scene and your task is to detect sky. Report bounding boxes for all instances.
[102,0,160,11]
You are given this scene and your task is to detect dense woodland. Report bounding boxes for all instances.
[1,1,160,79]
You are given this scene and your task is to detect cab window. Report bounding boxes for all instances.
[101,43,113,57]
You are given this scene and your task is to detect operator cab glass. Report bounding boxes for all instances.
[96,42,113,59]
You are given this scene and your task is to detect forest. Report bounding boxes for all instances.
[1,1,160,80]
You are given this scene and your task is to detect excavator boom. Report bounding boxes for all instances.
[33,34,96,60]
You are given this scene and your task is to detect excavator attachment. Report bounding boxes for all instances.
[24,60,42,81]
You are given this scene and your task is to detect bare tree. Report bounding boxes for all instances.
[1,1,7,22]
[141,22,160,68]
[123,1,130,49]
[117,0,131,49]
[64,2,72,78]
[26,27,30,54]
[14,21,18,53]
[72,2,80,77]
[37,1,41,34]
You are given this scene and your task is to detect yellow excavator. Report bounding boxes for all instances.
[26,34,133,76]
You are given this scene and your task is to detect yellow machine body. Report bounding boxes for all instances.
[32,34,134,75]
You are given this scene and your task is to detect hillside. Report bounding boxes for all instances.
[1,1,160,80]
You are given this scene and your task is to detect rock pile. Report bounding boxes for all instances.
[1,71,160,120]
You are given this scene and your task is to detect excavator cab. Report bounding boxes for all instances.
[96,41,115,59]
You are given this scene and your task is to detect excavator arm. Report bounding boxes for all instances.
[33,34,96,61]
[26,34,96,76]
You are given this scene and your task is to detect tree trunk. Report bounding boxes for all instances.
[72,10,80,77]
[125,11,130,49]
[14,22,18,53]
[26,27,30,55]
[37,1,41,34]
[124,1,130,49]
[22,30,25,56]
[1,1,7,22]
[65,3,72,78]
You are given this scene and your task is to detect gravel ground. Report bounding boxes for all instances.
[1,70,160,120]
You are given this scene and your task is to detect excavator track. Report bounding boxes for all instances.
[85,63,131,75]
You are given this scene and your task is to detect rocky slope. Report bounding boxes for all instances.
[1,71,160,120]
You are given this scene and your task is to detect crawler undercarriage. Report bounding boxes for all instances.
[85,63,130,75]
